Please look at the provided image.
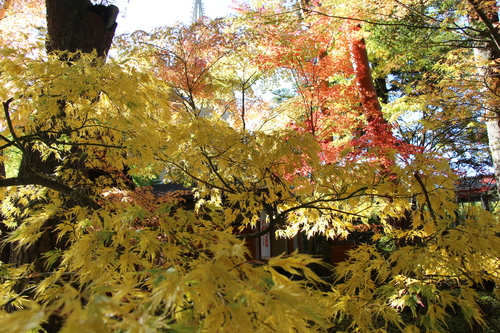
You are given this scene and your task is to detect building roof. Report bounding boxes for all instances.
[148,183,195,204]
[456,175,497,199]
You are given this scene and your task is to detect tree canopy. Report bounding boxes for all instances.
[0,0,499,332]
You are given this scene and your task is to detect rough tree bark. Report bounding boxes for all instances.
[46,0,118,57]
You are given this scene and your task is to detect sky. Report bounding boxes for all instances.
[114,0,238,34]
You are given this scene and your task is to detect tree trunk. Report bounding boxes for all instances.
[12,0,119,266]
[474,44,500,199]
[348,27,388,129]
[5,2,119,331]
[468,1,500,198]
[46,0,118,57]
[348,28,420,236]
[486,116,500,198]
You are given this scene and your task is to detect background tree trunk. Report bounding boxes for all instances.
[486,117,500,199]
[469,2,500,199]
[473,44,500,199]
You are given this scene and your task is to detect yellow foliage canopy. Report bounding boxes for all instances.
[0,2,499,332]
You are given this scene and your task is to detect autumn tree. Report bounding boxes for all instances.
[113,2,500,331]
[0,0,499,332]
[115,19,271,132]
[117,20,233,117]
[0,47,330,332]
[0,2,329,332]
[306,0,499,185]
[365,0,494,179]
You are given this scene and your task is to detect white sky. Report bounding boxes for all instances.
[114,0,238,34]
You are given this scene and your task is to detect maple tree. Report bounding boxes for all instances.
[0,0,498,332]
[310,0,500,186]
[116,1,500,330]
[116,20,234,117]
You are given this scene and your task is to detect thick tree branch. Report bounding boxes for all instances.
[0,174,100,210]
[467,0,500,54]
